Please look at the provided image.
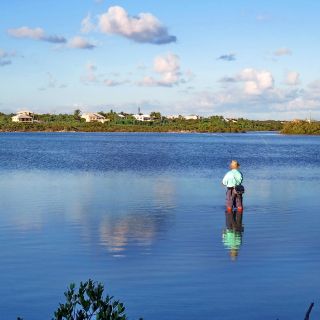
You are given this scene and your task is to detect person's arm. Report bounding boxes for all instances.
[222,172,229,186]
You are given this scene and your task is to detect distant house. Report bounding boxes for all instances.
[184,115,199,120]
[224,118,238,123]
[133,114,151,121]
[117,114,125,119]
[166,115,180,120]
[12,110,34,123]
[81,113,109,123]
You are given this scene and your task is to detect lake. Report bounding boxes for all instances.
[0,132,319,319]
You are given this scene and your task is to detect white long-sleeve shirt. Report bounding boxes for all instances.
[222,169,243,188]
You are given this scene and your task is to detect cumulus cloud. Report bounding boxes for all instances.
[8,26,66,43]
[139,53,187,87]
[219,68,274,95]
[217,53,236,61]
[97,6,176,44]
[68,36,96,49]
[178,71,320,118]
[238,68,274,95]
[8,26,97,50]
[274,47,292,56]
[285,71,300,86]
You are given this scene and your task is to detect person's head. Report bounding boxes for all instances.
[230,160,240,170]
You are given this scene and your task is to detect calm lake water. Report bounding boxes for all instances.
[0,132,319,319]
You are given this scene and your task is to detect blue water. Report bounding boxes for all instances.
[0,132,319,319]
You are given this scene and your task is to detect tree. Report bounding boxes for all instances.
[150,112,161,120]
[53,279,127,320]
[74,109,82,121]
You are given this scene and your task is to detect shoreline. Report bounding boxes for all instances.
[0,129,275,134]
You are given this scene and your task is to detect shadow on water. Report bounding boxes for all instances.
[222,211,244,261]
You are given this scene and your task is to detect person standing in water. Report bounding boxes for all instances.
[222,160,244,213]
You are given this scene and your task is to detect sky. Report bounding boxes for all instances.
[1,0,320,119]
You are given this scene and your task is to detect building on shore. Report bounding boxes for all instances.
[81,113,109,123]
[133,114,151,121]
[166,115,181,120]
[12,110,34,123]
[184,115,199,120]
[224,118,238,123]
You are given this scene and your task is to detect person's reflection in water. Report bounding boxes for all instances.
[222,211,244,261]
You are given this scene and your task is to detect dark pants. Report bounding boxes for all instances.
[226,187,243,210]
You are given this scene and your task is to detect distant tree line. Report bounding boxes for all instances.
[0,111,285,133]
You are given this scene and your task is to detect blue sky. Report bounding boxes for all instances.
[1,0,319,119]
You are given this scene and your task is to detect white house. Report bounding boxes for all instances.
[224,118,238,123]
[166,115,181,120]
[133,114,151,121]
[12,110,34,123]
[184,115,199,120]
[81,113,109,123]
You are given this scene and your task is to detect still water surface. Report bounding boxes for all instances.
[0,132,319,319]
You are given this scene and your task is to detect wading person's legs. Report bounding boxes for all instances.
[226,188,234,212]
[235,194,243,212]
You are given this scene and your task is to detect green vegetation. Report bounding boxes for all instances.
[281,120,320,135]
[0,111,284,133]
[53,279,128,320]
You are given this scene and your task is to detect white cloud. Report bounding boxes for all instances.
[8,26,66,43]
[285,71,300,86]
[68,36,96,49]
[238,68,274,95]
[274,47,292,56]
[81,13,95,33]
[139,53,191,87]
[97,6,176,44]
[182,76,320,118]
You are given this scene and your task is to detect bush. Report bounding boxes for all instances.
[53,279,127,320]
